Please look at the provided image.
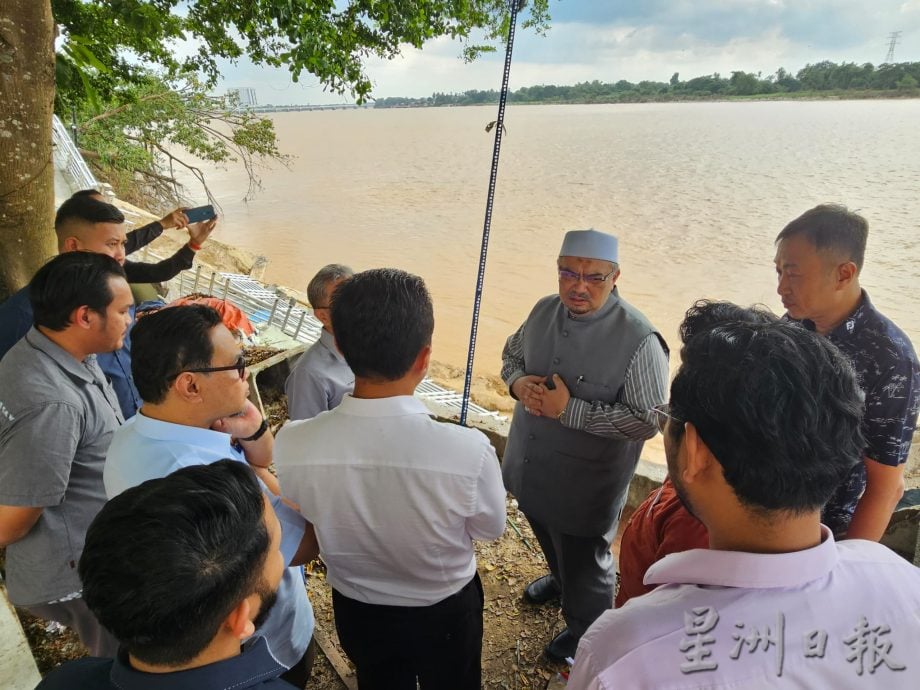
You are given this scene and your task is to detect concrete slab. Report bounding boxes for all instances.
[0,586,41,689]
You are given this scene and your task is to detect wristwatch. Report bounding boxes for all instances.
[240,418,269,442]
[557,401,568,422]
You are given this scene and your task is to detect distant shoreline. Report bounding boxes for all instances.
[373,89,920,108]
[249,90,920,113]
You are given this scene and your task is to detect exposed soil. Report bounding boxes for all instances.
[244,345,285,367]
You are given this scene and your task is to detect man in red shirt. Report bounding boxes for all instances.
[615,477,708,607]
[615,301,775,608]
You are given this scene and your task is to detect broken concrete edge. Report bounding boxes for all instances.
[0,584,42,689]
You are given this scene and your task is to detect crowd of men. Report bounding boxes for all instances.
[0,193,918,689]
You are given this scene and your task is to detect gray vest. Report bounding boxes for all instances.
[503,289,663,536]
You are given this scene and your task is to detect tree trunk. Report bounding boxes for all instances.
[0,1,56,300]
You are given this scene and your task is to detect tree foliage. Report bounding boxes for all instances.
[0,0,552,298]
[52,0,550,103]
[375,60,920,108]
[74,73,289,209]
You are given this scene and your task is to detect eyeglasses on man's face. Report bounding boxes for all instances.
[182,355,247,381]
[651,403,683,434]
[557,267,617,286]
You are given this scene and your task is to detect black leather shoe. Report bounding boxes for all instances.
[522,574,560,605]
[544,628,578,663]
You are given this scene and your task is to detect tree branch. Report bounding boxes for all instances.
[79,92,173,129]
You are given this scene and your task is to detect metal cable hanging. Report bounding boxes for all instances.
[459,0,524,426]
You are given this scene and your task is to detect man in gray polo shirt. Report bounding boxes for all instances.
[285,263,355,421]
[0,252,133,656]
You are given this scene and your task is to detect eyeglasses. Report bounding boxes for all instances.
[651,403,683,434]
[182,355,247,380]
[558,267,617,286]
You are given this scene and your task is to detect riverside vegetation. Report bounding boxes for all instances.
[374,60,920,108]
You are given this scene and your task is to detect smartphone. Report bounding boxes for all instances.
[185,204,216,224]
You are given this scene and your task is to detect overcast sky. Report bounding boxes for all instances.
[216,1,920,105]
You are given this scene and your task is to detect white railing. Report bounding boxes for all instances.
[164,265,505,424]
[51,114,99,193]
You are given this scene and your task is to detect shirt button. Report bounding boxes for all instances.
[524,457,530,463]
[552,357,560,364]
[562,330,569,337]
[528,434,535,440]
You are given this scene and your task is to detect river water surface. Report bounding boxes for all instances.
[194,101,920,374]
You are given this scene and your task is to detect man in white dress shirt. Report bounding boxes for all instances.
[276,268,506,690]
[567,302,920,690]
[285,264,354,421]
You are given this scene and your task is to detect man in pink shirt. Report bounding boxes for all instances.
[569,301,920,689]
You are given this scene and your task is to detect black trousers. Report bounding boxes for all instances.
[279,637,317,688]
[332,573,484,690]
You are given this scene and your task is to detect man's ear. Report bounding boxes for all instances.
[681,422,714,484]
[72,305,95,331]
[173,372,203,403]
[414,344,432,376]
[835,261,859,289]
[224,598,255,641]
[315,308,332,331]
[61,236,80,253]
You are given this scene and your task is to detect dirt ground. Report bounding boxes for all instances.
[14,498,629,689]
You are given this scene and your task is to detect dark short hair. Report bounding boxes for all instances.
[669,301,865,513]
[29,252,126,331]
[678,300,777,359]
[80,460,269,666]
[331,268,434,381]
[54,194,124,233]
[131,304,223,403]
[307,263,353,307]
[70,188,103,199]
[776,204,868,271]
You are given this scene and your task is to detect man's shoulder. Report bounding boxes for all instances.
[296,338,326,362]
[525,294,563,319]
[37,657,115,689]
[290,340,335,378]
[836,538,920,573]
[0,285,31,316]
[425,414,493,450]
[849,300,919,370]
[106,420,228,493]
[0,338,83,407]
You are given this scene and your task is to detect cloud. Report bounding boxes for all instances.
[210,0,920,104]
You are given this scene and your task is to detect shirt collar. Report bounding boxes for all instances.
[24,327,98,384]
[108,637,285,690]
[336,394,432,418]
[825,289,874,342]
[798,290,874,341]
[644,525,839,590]
[132,410,235,452]
[319,328,346,363]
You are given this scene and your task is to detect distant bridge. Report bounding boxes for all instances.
[247,103,375,113]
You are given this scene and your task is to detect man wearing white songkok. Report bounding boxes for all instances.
[501,229,669,662]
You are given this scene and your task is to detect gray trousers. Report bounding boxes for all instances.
[526,514,617,640]
[25,597,120,657]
